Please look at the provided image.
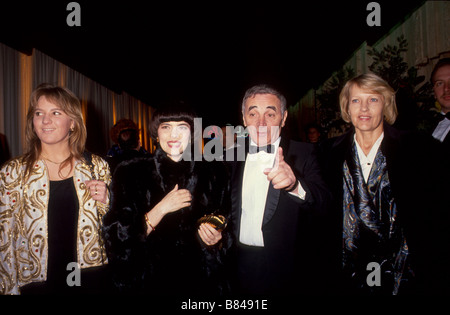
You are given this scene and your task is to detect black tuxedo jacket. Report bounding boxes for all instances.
[226,137,331,294]
[440,129,450,150]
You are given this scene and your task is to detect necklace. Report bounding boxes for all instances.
[41,154,70,164]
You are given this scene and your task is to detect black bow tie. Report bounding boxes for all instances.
[249,144,274,154]
[437,112,450,122]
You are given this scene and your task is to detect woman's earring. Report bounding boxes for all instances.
[156,137,159,143]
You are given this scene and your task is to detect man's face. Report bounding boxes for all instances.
[242,93,287,146]
[307,127,320,143]
[433,64,450,113]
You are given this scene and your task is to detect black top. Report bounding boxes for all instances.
[47,176,79,291]
[22,177,79,294]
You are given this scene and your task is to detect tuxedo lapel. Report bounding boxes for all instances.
[231,139,250,237]
[262,137,290,227]
[443,132,450,146]
[233,137,291,229]
[262,184,280,226]
[231,159,245,235]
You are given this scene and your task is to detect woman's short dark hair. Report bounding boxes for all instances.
[150,99,196,141]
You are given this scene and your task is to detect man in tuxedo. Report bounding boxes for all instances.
[430,58,450,146]
[429,59,450,292]
[227,84,331,296]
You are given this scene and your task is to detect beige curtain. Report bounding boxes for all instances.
[295,0,450,137]
[0,43,154,159]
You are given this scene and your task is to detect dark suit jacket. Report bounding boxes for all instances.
[438,127,450,155]
[321,123,450,294]
[428,114,450,150]
[441,131,450,145]
[227,137,332,295]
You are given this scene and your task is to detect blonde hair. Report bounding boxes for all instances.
[23,83,87,179]
[339,73,398,125]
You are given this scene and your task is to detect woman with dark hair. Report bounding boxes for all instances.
[0,83,110,295]
[103,101,232,296]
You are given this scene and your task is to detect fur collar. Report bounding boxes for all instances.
[153,146,197,194]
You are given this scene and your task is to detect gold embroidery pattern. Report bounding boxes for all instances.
[1,159,24,294]
[75,156,111,267]
[0,155,111,294]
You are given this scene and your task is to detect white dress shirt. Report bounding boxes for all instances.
[354,132,384,183]
[432,113,450,142]
[239,137,306,247]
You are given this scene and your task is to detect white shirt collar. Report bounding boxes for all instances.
[432,115,450,142]
[354,132,384,182]
[354,133,384,161]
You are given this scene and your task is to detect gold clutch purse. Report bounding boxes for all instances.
[197,214,227,232]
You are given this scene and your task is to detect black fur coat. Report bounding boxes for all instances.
[103,147,232,295]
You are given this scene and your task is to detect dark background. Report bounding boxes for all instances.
[0,0,425,127]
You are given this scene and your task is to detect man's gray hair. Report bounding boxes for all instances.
[241,84,287,114]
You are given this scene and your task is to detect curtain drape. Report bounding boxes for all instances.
[0,44,154,160]
[294,0,450,138]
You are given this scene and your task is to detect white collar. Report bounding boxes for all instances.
[354,132,384,164]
